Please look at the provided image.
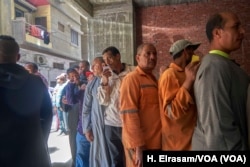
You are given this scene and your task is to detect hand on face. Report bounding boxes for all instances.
[101,68,112,85]
[183,61,200,91]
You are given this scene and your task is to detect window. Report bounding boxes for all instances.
[53,62,64,70]
[71,29,78,46]
[35,17,47,30]
[58,22,64,32]
[15,8,24,17]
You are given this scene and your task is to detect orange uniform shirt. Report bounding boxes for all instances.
[158,63,197,150]
[120,66,161,150]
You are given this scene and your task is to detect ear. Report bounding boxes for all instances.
[213,28,222,39]
[116,54,121,61]
[136,54,140,62]
[16,53,20,61]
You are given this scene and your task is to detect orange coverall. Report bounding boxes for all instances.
[158,63,197,150]
[120,66,161,167]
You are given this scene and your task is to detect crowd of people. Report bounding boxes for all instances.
[0,11,249,167]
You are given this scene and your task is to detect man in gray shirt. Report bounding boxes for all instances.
[192,12,249,150]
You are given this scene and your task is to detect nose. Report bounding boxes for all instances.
[104,59,110,65]
[149,53,157,59]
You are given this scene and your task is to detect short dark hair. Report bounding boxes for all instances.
[136,43,156,55]
[72,64,79,69]
[102,46,120,57]
[79,60,90,68]
[66,68,78,75]
[0,35,19,61]
[25,62,38,71]
[206,13,225,42]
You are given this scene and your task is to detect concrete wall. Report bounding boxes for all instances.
[135,0,250,77]
[87,1,135,65]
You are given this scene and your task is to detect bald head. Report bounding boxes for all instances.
[0,35,20,63]
[206,11,244,53]
[206,11,241,42]
[92,57,105,76]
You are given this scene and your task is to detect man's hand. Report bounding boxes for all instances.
[101,68,112,86]
[135,146,143,167]
[80,84,86,90]
[183,61,200,91]
[62,96,68,104]
[85,131,94,142]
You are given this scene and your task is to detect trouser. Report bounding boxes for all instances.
[57,108,67,132]
[104,125,125,167]
[62,111,69,131]
[68,104,79,167]
[75,132,90,167]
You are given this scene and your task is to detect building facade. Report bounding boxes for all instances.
[0,0,87,87]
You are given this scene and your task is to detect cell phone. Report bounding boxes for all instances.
[103,66,109,71]
[191,55,200,62]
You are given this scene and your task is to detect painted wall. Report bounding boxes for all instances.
[49,2,83,60]
[135,0,250,78]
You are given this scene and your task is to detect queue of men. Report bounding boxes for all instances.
[0,11,249,167]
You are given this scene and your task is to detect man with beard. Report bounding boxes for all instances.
[158,39,200,150]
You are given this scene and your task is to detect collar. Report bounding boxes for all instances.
[209,50,229,59]
[136,66,157,82]
[169,63,184,72]
[136,66,147,75]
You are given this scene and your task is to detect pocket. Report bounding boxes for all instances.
[141,85,158,104]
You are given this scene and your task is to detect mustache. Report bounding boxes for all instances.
[149,60,156,63]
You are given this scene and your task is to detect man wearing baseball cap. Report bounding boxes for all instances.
[158,39,200,150]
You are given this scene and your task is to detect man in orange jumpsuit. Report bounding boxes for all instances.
[120,43,161,167]
[158,39,200,150]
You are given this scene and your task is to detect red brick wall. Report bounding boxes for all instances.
[135,0,250,78]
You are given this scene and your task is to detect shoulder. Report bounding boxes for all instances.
[29,74,46,87]
[122,71,139,84]
[160,67,176,80]
[201,54,230,69]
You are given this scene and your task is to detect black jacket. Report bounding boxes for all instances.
[0,63,52,167]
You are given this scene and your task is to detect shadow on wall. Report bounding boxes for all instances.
[52,159,72,167]
[173,35,185,42]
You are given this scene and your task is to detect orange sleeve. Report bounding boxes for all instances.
[120,74,145,148]
[158,70,194,120]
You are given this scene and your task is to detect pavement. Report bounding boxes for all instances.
[48,115,72,167]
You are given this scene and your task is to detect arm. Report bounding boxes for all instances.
[120,75,144,167]
[97,77,112,106]
[82,79,95,135]
[120,75,144,148]
[159,70,194,120]
[40,86,53,143]
[74,84,85,103]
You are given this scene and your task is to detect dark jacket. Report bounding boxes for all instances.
[0,64,52,167]
[64,82,85,135]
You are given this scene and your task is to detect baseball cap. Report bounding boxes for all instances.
[169,39,201,57]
